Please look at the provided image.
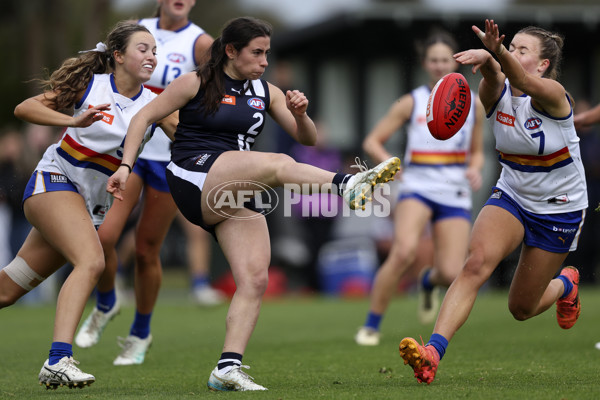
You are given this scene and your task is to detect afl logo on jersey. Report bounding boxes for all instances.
[524,117,542,130]
[247,98,265,110]
[167,53,186,64]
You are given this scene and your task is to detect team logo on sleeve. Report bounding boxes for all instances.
[247,98,265,110]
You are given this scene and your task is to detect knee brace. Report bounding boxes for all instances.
[2,256,45,291]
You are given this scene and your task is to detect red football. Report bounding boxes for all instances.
[426,72,471,140]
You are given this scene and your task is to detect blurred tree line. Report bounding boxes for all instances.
[0,0,284,127]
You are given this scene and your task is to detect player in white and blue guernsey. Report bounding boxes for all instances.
[74,0,218,367]
[357,30,485,346]
[401,20,587,384]
[107,17,400,391]
[0,22,177,390]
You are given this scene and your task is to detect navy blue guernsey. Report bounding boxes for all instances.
[171,73,271,163]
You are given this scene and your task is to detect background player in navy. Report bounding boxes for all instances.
[400,19,586,385]
[0,21,176,389]
[107,17,400,391]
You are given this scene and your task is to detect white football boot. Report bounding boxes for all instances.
[75,299,120,348]
[343,157,401,210]
[113,334,153,365]
[207,365,267,391]
[192,286,226,306]
[355,326,381,346]
[38,357,95,390]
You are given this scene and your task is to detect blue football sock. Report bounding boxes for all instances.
[48,342,73,365]
[421,269,434,291]
[96,288,116,313]
[130,311,152,339]
[426,333,448,361]
[192,274,210,290]
[364,312,383,331]
[557,274,573,299]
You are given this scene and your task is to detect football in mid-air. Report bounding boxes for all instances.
[426,72,471,140]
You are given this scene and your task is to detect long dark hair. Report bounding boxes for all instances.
[197,17,272,115]
[38,21,150,111]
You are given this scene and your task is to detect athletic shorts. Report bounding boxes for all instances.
[398,192,471,222]
[23,170,78,203]
[485,187,585,253]
[133,158,170,192]
[22,171,101,229]
[165,151,262,237]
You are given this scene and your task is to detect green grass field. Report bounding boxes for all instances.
[1,282,599,399]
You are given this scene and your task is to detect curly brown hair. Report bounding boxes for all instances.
[38,21,150,111]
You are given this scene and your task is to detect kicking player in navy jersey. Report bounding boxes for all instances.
[0,22,177,389]
[107,16,400,391]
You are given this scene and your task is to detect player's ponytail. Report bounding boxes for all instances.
[197,36,227,116]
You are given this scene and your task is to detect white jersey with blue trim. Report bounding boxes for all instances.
[138,17,206,162]
[35,74,156,225]
[489,81,587,214]
[399,85,477,209]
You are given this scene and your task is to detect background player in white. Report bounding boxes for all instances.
[400,19,587,384]
[0,21,176,389]
[75,0,218,366]
[356,29,484,346]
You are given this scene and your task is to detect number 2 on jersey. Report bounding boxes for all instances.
[238,113,264,151]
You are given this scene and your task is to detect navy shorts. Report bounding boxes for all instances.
[398,192,471,222]
[133,158,170,192]
[165,151,262,238]
[485,187,585,253]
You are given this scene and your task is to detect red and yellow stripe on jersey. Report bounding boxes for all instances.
[409,150,467,167]
[498,146,573,173]
[57,134,121,176]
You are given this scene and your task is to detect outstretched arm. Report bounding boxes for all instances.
[472,19,569,117]
[14,91,110,128]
